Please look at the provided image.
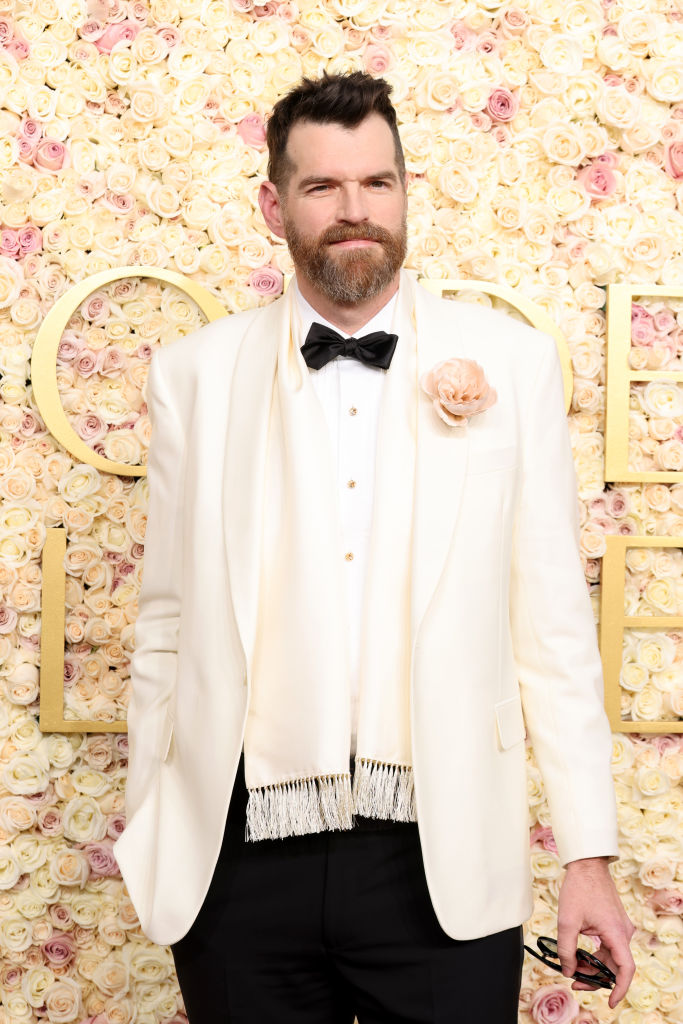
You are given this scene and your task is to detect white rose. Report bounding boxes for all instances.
[62,796,107,842]
[21,965,55,1009]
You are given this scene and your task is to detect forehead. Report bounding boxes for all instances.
[285,113,398,183]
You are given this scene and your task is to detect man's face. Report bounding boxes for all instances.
[275,114,407,306]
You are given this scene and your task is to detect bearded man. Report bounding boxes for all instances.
[114,72,634,1023]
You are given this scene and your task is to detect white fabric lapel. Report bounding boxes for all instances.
[411,279,470,645]
[222,292,289,683]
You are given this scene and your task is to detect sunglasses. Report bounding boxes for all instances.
[524,936,616,990]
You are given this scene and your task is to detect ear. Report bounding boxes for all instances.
[258,181,287,240]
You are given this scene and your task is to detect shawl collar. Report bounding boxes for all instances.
[222,273,470,683]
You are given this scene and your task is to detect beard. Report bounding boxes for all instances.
[283,215,407,306]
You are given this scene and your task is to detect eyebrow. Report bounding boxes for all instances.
[297,170,400,190]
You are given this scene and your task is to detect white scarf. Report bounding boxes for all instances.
[243,274,419,840]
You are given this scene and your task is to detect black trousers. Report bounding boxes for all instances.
[171,756,523,1023]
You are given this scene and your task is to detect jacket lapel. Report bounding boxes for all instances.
[222,290,292,682]
[409,279,470,645]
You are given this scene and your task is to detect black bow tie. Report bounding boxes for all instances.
[301,322,398,371]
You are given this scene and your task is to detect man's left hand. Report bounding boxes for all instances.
[557,855,635,1010]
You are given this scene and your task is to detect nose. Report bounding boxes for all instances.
[336,182,368,224]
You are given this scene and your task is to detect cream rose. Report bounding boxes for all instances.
[419,358,497,426]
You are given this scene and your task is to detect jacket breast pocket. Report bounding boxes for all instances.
[467,445,517,476]
[494,693,526,751]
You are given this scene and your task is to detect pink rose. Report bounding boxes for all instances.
[277,1,298,20]
[470,111,492,131]
[529,825,558,853]
[364,42,392,74]
[101,348,127,377]
[6,37,29,59]
[34,138,68,172]
[476,32,498,54]
[605,488,629,517]
[649,888,683,913]
[75,414,106,442]
[248,266,283,295]
[631,310,655,347]
[41,933,77,966]
[74,349,101,377]
[237,113,266,148]
[254,1,277,15]
[499,7,529,35]
[106,813,126,839]
[664,141,683,180]
[49,904,72,929]
[531,984,580,1024]
[487,87,519,122]
[594,151,618,168]
[631,303,652,323]
[82,841,120,877]
[102,190,134,213]
[57,332,85,361]
[114,734,129,757]
[16,136,36,162]
[420,357,497,426]
[95,19,140,52]
[17,224,42,254]
[652,309,676,333]
[19,117,42,142]
[449,20,475,50]
[79,19,105,41]
[156,23,181,47]
[576,162,617,200]
[0,604,18,632]
[38,807,63,836]
[0,17,13,43]
[0,228,19,259]
[81,292,110,324]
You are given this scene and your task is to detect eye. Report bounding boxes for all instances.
[369,179,390,189]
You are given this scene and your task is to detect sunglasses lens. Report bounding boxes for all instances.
[539,937,559,957]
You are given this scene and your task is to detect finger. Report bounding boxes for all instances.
[557,919,580,978]
[602,937,636,1009]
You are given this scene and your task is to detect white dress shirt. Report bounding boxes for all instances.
[294,283,398,756]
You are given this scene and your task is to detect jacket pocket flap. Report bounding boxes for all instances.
[494,694,526,750]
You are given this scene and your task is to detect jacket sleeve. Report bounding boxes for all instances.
[508,334,619,866]
[124,348,185,822]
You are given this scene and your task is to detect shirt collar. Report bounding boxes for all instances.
[293,278,398,348]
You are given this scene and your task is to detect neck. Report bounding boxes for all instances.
[295,273,400,335]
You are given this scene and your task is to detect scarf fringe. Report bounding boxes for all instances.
[245,760,416,841]
[352,758,416,822]
[245,773,354,841]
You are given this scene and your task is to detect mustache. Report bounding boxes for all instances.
[319,223,396,246]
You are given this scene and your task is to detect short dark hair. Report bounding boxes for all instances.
[266,71,405,193]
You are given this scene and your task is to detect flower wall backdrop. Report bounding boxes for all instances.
[1,0,683,1020]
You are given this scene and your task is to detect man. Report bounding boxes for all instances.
[113,72,634,1022]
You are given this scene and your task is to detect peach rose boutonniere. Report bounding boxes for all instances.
[420,358,497,426]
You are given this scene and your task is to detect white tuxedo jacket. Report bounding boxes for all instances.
[113,272,619,946]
